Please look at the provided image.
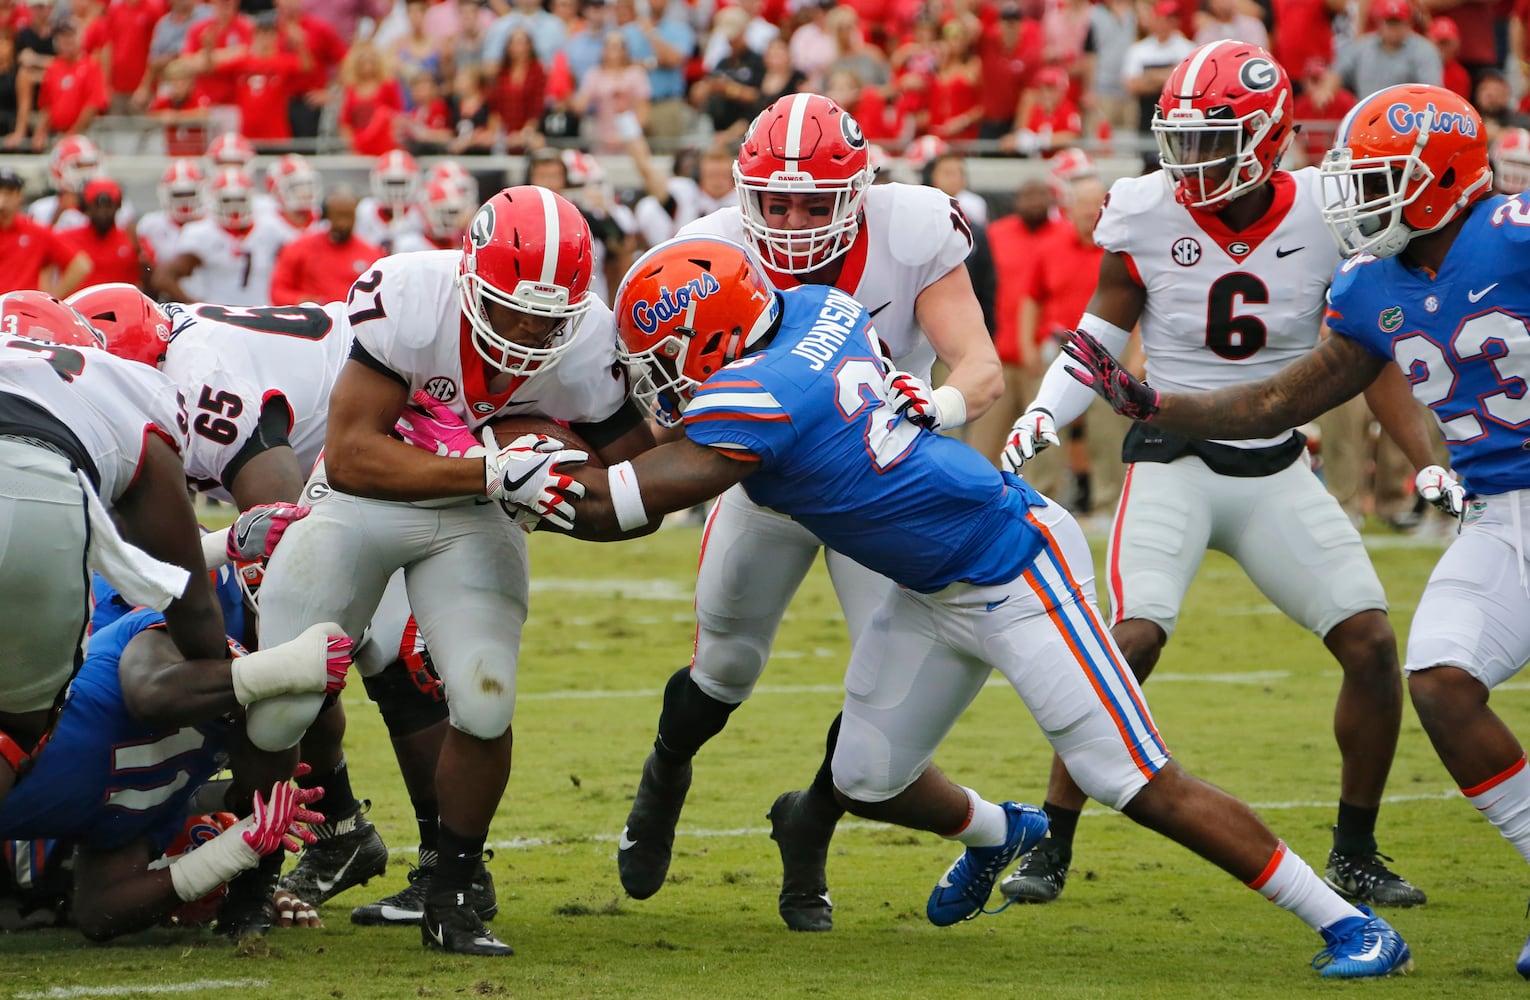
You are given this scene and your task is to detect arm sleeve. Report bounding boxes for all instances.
[681,373,796,464]
[1028,313,1134,426]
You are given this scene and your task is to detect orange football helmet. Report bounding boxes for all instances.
[1320,83,1492,257]
[66,283,173,367]
[1493,126,1530,195]
[613,236,780,426]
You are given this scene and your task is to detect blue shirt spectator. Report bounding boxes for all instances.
[617,0,695,102]
[483,0,567,68]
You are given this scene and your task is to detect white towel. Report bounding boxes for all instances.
[80,470,190,611]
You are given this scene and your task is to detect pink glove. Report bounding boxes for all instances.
[241,778,325,856]
[228,502,310,562]
[324,635,353,696]
[395,390,482,457]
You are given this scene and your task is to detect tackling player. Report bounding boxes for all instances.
[424,234,1413,979]
[998,42,1429,908]
[615,93,1003,933]
[1061,81,1530,979]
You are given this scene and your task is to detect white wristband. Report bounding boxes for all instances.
[202,528,232,570]
[229,622,334,705]
[608,461,649,531]
[932,384,968,430]
[168,817,259,901]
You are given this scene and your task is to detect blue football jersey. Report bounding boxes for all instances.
[0,609,231,855]
[91,561,248,638]
[1327,194,1530,495]
[683,284,1046,593]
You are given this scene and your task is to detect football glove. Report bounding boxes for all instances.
[1060,328,1161,421]
[395,389,483,458]
[482,429,588,531]
[227,502,310,562]
[883,369,939,429]
[1002,408,1060,473]
[242,776,324,856]
[1415,464,1466,519]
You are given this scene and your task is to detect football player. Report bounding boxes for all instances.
[253,186,655,955]
[998,42,1430,908]
[355,148,423,252]
[154,167,293,307]
[1062,80,1530,980]
[614,93,1003,933]
[263,153,323,240]
[424,234,1413,979]
[0,291,229,813]
[1492,127,1530,195]
[28,134,133,231]
[394,178,470,253]
[136,159,206,270]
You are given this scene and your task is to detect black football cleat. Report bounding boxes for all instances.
[421,892,514,957]
[279,807,389,905]
[617,752,692,900]
[768,790,834,932]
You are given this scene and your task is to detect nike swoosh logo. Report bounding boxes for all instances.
[504,465,543,494]
[427,921,446,947]
[378,904,425,922]
[1469,283,1499,303]
[1356,936,1384,962]
[312,845,362,896]
[868,301,892,318]
[938,873,954,888]
[618,827,638,851]
[1274,246,1303,258]
[985,596,1010,612]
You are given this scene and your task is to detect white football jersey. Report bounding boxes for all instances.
[1096,168,1341,448]
[161,300,354,501]
[0,340,185,503]
[391,231,454,254]
[348,250,628,431]
[172,215,293,306]
[135,209,186,267]
[679,183,971,382]
[28,195,136,230]
[354,198,423,254]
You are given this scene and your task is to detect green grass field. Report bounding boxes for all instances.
[5,526,1529,999]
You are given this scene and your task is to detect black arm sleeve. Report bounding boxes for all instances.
[571,398,646,451]
[220,394,295,493]
[349,339,409,388]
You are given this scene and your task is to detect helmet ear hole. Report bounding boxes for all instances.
[1439,166,1457,189]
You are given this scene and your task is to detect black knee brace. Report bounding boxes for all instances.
[361,655,449,738]
[655,666,739,761]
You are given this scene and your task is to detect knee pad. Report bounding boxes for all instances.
[245,691,324,752]
[828,717,919,805]
[690,621,774,703]
[656,666,739,759]
[447,687,514,740]
[361,655,448,738]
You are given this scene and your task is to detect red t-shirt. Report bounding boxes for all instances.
[1271,0,1333,84]
[183,15,255,104]
[340,80,404,155]
[928,69,980,141]
[226,52,303,140]
[83,0,167,96]
[57,224,141,289]
[0,215,81,292]
[1293,87,1357,160]
[269,231,382,306]
[1442,58,1472,100]
[986,213,1066,365]
[1027,221,1103,341]
[1024,98,1083,151]
[852,86,906,143]
[406,96,449,133]
[39,55,108,133]
[978,21,1042,124]
[278,13,348,97]
[489,62,546,135]
[148,87,214,156]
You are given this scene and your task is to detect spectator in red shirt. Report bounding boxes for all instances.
[487,27,545,152]
[399,70,453,154]
[147,58,212,157]
[1428,16,1473,99]
[32,22,107,150]
[926,21,980,141]
[57,177,142,291]
[275,0,348,142]
[1292,57,1356,162]
[1422,0,1496,76]
[182,0,254,109]
[338,39,404,156]
[978,3,1041,141]
[0,167,89,295]
[1008,65,1081,156]
[225,12,309,146]
[83,0,165,114]
[269,187,381,305]
[1272,0,1337,83]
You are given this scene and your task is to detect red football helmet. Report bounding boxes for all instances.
[1152,41,1294,210]
[425,159,478,204]
[66,283,173,367]
[613,236,780,427]
[209,167,255,232]
[158,158,206,225]
[1320,83,1491,257]
[734,93,873,274]
[902,134,950,170]
[265,153,321,220]
[419,178,469,243]
[1493,126,1530,194]
[371,149,419,211]
[48,134,103,193]
[206,132,256,170]
[1048,146,1098,205]
[457,185,595,376]
[0,291,106,349]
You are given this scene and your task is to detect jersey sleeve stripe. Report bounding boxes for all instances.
[683,410,792,424]
[685,390,784,412]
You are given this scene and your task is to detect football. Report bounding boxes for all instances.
[482,416,603,467]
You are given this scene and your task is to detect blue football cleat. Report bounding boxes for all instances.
[1311,906,1414,979]
[927,802,1048,927]
[1515,930,1530,980]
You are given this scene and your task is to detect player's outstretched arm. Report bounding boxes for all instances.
[914,264,1004,426]
[114,434,228,662]
[559,438,753,541]
[1362,356,1442,474]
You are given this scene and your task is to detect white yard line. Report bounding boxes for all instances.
[14,980,269,1000]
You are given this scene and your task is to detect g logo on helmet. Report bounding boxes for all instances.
[840,111,866,150]
[468,204,495,249]
[1238,58,1278,92]
[631,272,722,335]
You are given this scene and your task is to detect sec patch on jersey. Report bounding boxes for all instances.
[485,416,603,468]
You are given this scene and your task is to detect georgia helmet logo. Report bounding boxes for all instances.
[468,204,495,249]
[840,111,866,150]
[1239,58,1278,92]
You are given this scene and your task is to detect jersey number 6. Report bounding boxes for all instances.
[1205,273,1269,361]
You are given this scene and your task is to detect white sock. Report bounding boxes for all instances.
[1246,841,1360,933]
[945,787,1009,847]
[1464,755,1530,865]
